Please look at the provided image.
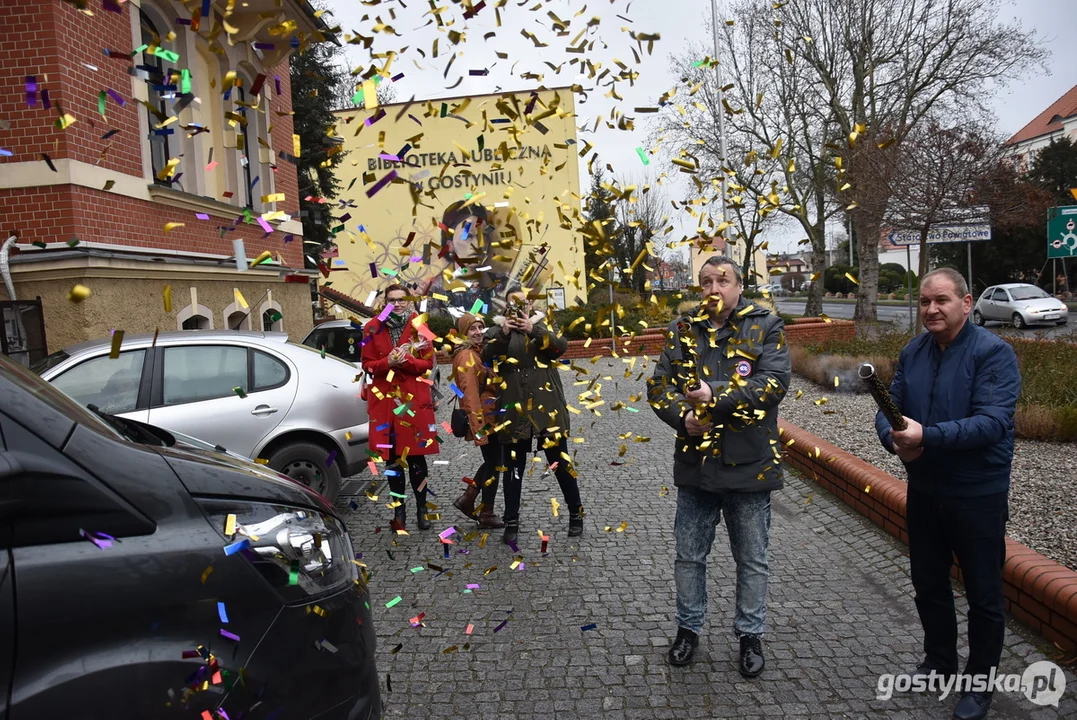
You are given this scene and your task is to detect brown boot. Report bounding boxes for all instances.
[477,509,505,528]
[452,485,480,519]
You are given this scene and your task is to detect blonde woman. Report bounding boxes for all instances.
[450,313,506,528]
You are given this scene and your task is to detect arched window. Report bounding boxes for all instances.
[223,295,252,331]
[177,302,215,331]
[259,300,283,332]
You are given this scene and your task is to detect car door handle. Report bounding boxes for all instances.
[251,405,279,417]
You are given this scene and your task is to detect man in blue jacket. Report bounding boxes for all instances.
[876,268,1021,720]
[648,255,791,675]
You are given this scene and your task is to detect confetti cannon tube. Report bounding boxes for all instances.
[858,363,907,431]
[675,319,710,423]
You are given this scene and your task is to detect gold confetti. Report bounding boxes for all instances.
[68,284,91,303]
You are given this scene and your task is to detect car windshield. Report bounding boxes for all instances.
[1,353,122,439]
[30,348,71,374]
[1010,286,1050,301]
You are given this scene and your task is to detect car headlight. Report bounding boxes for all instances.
[197,500,359,604]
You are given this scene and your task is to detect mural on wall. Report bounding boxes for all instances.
[327,89,584,318]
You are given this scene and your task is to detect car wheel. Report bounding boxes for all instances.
[1011,312,1026,330]
[267,441,343,501]
[1059,320,1068,325]
[972,310,984,326]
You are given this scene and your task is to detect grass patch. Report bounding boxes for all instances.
[794,329,1077,442]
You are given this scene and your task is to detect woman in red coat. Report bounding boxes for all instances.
[362,284,440,531]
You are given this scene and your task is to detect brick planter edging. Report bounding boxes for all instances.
[778,419,1077,652]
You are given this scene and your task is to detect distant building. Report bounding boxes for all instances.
[1005,84,1077,171]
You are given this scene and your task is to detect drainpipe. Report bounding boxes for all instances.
[1,235,17,301]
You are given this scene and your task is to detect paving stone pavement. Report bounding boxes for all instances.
[338,358,1077,719]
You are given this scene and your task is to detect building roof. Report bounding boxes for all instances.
[1005,84,1077,146]
[319,286,377,317]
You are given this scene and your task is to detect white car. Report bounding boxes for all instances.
[972,283,1069,329]
[32,331,368,500]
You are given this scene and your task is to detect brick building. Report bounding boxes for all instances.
[0,0,329,363]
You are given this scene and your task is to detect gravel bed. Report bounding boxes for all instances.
[779,374,1077,572]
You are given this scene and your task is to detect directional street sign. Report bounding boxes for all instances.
[885,224,992,246]
[1047,205,1077,259]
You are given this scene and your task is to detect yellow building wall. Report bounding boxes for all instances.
[328,88,585,313]
[3,276,312,353]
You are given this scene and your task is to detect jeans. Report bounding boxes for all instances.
[674,486,771,637]
[906,488,1008,678]
[502,436,582,521]
[473,441,502,508]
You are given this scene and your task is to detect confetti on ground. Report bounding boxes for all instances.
[581,623,598,631]
[385,596,403,608]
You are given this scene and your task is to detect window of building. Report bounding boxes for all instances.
[225,310,251,331]
[235,83,256,209]
[139,10,173,186]
[261,308,282,332]
[182,315,211,330]
[177,301,215,331]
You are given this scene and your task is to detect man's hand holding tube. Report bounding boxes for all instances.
[890,416,924,463]
[684,383,713,436]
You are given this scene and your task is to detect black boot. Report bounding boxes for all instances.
[415,489,431,530]
[502,517,519,545]
[568,506,584,537]
[739,634,765,678]
[667,627,698,666]
[390,505,407,532]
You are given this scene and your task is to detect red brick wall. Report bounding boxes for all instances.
[0,184,303,267]
[784,318,856,345]
[0,1,142,174]
[268,57,299,218]
[780,419,1077,652]
[0,1,302,268]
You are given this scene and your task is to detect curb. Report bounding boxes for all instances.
[779,419,1077,653]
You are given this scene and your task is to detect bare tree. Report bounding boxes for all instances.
[882,119,1001,331]
[778,0,1047,322]
[614,176,670,294]
[655,1,843,315]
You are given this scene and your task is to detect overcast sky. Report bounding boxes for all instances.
[328,0,1077,256]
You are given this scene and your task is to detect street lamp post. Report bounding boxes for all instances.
[709,0,730,231]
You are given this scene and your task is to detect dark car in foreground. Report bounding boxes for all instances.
[0,353,380,719]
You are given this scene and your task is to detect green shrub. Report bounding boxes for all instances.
[426,312,456,341]
[1008,338,1077,410]
[800,330,1077,442]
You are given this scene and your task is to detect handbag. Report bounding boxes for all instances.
[450,396,470,438]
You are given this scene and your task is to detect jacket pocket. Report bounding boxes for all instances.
[721,424,767,465]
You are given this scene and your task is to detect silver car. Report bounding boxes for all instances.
[973,283,1070,329]
[32,331,368,500]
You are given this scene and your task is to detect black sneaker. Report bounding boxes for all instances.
[739,634,765,678]
[953,691,993,720]
[667,627,698,666]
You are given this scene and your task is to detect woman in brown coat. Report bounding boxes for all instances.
[482,289,584,544]
[450,313,505,528]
